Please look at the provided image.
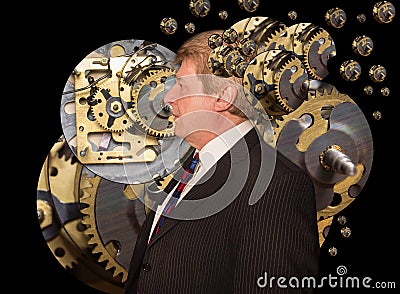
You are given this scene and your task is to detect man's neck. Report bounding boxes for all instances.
[185,116,248,150]
[186,117,249,150]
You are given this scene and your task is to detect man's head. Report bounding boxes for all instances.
[164,30,254,149]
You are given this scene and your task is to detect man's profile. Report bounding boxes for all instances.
[124,30,320,293]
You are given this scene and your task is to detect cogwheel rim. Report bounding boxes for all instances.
[303,28,333,80]
[80,174,128,283]
[257,25,289,53]
[273,88,365,224]
[131,67,176,137]
[273,56,307,113]
[38,138,87,269]
[272,87,353,145]
[91,80,134,132]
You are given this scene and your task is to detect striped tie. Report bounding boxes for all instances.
[148,152,200,243]
[137,152,200,293]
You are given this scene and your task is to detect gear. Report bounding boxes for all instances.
[80,174,148,283]
[131,67,176,137]
[273,87,373,222]
[243,50,287,117]
[273,87,351,142]
[256,25,288,53]
[273,54,309,113]
[302,27,336,80]
[245,17,285,44]
[91,80,134,132]
[243,49,309,118]
[37,137,130,292]
[260,23,298,53]
[37,137,86,269]
[80,174,127,282]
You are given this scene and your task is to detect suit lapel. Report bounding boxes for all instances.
[147,127,261,247]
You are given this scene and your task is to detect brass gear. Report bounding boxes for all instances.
[273,87,353,147]
[302,27,336,80]
[318,216,333,247]
[272,88,372,247]
[131,67,176,137]
[244,17,286,44]
[91,79,134,132]
[273,55,309,113]
[273,88,370,218]
[37,136,86,269]
[256,25,289,53]
[38,136,134,292]
[80,174,148,283]
[80,174,128,282]
[261,23,298,53]
[292,22,320,56]
[243,50,291,117]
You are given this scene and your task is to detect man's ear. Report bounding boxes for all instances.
[215,85,237,112]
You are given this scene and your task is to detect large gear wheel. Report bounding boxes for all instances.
[260,23,298,53]
[80,174,148,283]
[37,136,85,269]
[91,80,134,132]
[37,136,127,293]
[229,16,287,54]
[273,87,373,220]
[130,67,176,137]
[272,86,373,248]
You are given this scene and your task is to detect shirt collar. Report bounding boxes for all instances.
[197,120,253,171]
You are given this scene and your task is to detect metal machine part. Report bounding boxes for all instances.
[79,168,172,285]
[243,49,309,117]
[273,87,373,219]
[373,1,396,24]
[231,16,287,52]
[130,68,176,137]
[325,7,347,28]
[352,35,374,56]
[60,39,192,184]
[266,22,336,81]
[37,136,148,293]
[339,60,362,82]
[208,19,336,82]
[79,173,148,283]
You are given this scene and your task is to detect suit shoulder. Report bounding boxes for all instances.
[246,132,307,178]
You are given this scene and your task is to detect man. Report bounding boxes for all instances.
[124,30,320,293]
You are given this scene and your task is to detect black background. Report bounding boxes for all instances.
[28,0,399,292]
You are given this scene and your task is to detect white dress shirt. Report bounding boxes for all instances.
[149,120,254,241]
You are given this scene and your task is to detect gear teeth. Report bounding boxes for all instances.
[90,108,125,133]
[314,87,351,102]
[273,56,303,113]
[91,80,134,132]
[308,26,324,40]
[131,67,176,138]
[79,175,129,282]
[303,28,333,80]
[264,26,289,51]
[38,139,90,270]
[272,85,354,146]
[147,128,172,138]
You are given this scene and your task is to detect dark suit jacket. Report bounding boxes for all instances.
[124,127,320,293]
